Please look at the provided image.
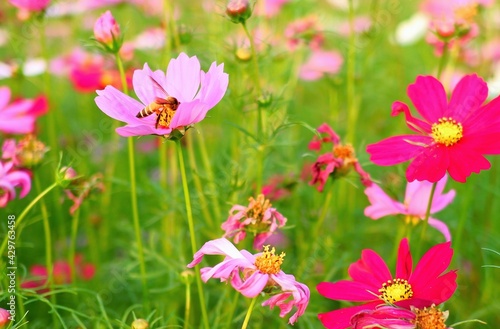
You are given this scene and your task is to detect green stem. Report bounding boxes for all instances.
[225,289,240,329]
[241,21,262,96]
[183,276,192,329]
[255,146,264,196]
[436,42,449,80]
[346,0,358,143]
[176,141,210,329]
[69,208,80,284]
[241,296,258,329]
[127,137,149,311]
[116,55,129,95]
[418,182,437,254]
[0,182,57,259]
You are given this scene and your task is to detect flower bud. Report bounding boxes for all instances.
[56,166,80,188]
[180,270,195,285]
[131,319,149,329]
[0,308,10,328]
[94,11,121,48]
[226,0,252,24]
[235,48,252,61]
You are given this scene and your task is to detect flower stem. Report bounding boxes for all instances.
[69,208,80,284]
[346,0,358,143]
[241,296,258,329]
[241,22,262,96]
[436,42,449,80]
[116,55,129,95]
[183,275,192,329]
[127,137,149,311]
[176,141,210,329]
[418,182,437,253]
[0,182,57,259]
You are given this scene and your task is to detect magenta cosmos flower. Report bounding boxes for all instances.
[0,87,48,135]
[95,53,228,138]
[317,238,456,329]
[0,161,31,207]
[309,123,372,192]
[364,175,455,241]
[350,304,451,329]
[187,238,310,324]
[221,194,287,250]
[8,0,50,11]
[367,74,500,183]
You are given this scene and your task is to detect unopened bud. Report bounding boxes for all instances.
[235,48,252,61]
[94,10,121,51]
[131,318,149,329]
[0,308,10,328]
[57,166,80,188]
[226,0,252,24]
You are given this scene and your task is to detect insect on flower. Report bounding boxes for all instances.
[135,76,180,129]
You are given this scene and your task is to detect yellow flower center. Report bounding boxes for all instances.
[413,305,449,329]
[333,144,355,160]
[404,215,420,226]
[431,117,463,147]
[379,278,413,304]
[254,245,285,274]
[246,194,271,221]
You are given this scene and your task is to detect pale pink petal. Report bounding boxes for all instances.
[187,238,247,268]
[405,179,435,216]
[367,135,431,166]
[95,86,145,124]
[5,171,31,198]
[428,217,451,241]
[0,87,11,109]
[132,63,161,105]
[232,271,269,297]
[446,74,488,121]
[196,62,229,108]
[364,183,406,219]
[116,124,170,137]
[199,258,248,282]
[165,53,201,101]
[407,76,447,123]
[429,175,455,213]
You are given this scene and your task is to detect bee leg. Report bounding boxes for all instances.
[155,114,161,130]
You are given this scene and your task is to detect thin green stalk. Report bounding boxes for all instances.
[418,182,437,254]
[346,0,358,143]
[225,289,240,329]
[69,208,80,284]
[0,182,57,259]
[176,141,210,329]
[255,146,264,196]
[127,137,149,310]
[241,22,262,96]
[183,276,192,329]
[116,55,129,95]
[436,42,450,80]
[241,296,258,329]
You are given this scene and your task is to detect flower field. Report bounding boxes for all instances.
[1,0,500,328]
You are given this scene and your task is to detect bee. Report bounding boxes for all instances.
[136,77,180,129]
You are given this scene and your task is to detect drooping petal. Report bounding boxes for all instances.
[364,183,406,219]
[5,171,31,198]
[318,302,380,329]
[392,101,431,133]
[367,135,431,166]
[165,53,201,101]
[428,217,451,241]
[395,238,413,279]
[446,74,488,121]
[317,280,377,302]
[407,75,447,123]
[231,271,269,298]
[187,238,248,268]
[95,86,145,124]
[406,144,449,182]
[199,258,247,282]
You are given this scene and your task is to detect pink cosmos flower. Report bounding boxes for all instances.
[317,238,456,329]
[364,175,455,241]
[187,238,310,325]
[299,50,343,81]
[366,74,500,183]
[255,0,290,17]
[0,87,48,135]
[94,10,121,46]
[95,53,228,138]
[0,308,10,327]
[262,174,296,201]
[350,304,451,329]
[285,16,324,51]
[221,194,287,250]
[0,161,31,207]
[2,135,49,168]
[309,123,372,192]
[8,0,50,11]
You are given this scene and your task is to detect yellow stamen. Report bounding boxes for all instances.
[378,278,413,304]
[246,194,271,221]
[333,144,355,160]
[431,117,463,147]
[412,305,449,329]
[254,245,285,274]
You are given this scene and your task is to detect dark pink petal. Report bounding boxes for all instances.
[349,249,392,286]
[406,145,449,182]
[392,101,431,133]
[316,280,377,302]
[232,271,269,297]
[410,241,454,292]
[317,123,341,144]
[367,135,431,166]
[462,95,500,135]
[165,53,201,101]
[464,131,500,155]
[446,143,490,183]
[28,95,48,116]
[0,87,10,109]
[446,74,488,121]
[395,238,412,279]
[318,302,380,329]
[364,183,405,219]
[407,76,447,123]
[412,270,457,304]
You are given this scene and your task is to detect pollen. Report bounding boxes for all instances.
[455,4,478,23]
[246,194,272,221]
[333,144,355,160]
[157,107,176,128]
[412,304,448,329]
[254,245,285,274]
[431,117,463,147]
[378,278,413,304]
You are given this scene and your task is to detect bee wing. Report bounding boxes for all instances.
[149,76,169,98]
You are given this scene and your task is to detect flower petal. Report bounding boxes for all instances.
[132,63,163,105]
[232,271,269,297]
[395,238,412,279]
[317,280,378,302]
[318,302,380,329]
[95,86,145,124]
[187,238,248,268]
[367,135,431,166]
[116,125,170,137]
[407,76,447,123]
[364,183,406,219]
[196,62,229,108]
[406,144,449,182]
[446,143,490,183]
[428,217,451,241]
[446,74,488,121]
[165,53,201,101]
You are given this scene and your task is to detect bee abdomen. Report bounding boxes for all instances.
[136,105,155,118]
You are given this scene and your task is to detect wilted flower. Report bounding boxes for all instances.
[309,123,372,192]
[364,175,455,241]
[221,194,287,250]
[317,238,456,329]
[187,238,309,324]
[2,135,49,168]
[350,304,451,329]
[0,160,31,208]
[95,53,228,139]
[366,74,500,183]
[0,87,48,135]
[63,170,104,215]
[94,10,121,50]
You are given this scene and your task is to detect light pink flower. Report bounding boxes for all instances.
[0,87,48,135]
[221,194,287,250]
[187,238,309,325]
[299,50,343,81]
[94,10,121,46]
[0,308,10,327]
[364,175,454,241]
[2,135,49,168]
[0,161,31,207]
[255,0,290,17]
[285,16,324,51]
[8,0,50,11]
[95,53,228,138]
